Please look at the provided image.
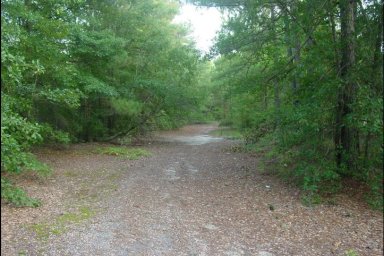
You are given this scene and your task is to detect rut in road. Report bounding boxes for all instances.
[1,124,383,256]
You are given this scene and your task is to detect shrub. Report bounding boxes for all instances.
[1,178,41,207]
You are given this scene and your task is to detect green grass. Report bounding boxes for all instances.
[209,128,243,140]
[94,146,151,160]
[344,249,359,256]
[29,206,95,240]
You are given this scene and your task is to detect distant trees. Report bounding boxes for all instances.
[195,0,383,207]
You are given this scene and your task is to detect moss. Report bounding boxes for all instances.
[56,206,94,224]
[29,206,95,240]
[94,146,151,160]
[63,170,79,178]
[29,223,55,240]
[106,172,121,181]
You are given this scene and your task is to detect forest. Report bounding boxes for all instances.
[1,0,383,209]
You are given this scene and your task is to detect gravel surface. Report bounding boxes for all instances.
[1,124,383,256]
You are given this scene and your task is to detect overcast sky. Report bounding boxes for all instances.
[173,3,223,54]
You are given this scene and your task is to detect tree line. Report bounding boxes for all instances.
[194,0,383,207]
[1,0,214,205]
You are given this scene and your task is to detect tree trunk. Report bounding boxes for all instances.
[335,0,358,173]
[263,85,268,110]
[283,9,300,106]
[364,3,383,162]
[271,5,280,127]
[327,0,340,69]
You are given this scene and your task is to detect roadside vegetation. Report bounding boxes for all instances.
[194,0,383,209]
[1,0,216,205]
[1,0,382,210]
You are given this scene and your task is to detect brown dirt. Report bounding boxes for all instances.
[1,123,383,256]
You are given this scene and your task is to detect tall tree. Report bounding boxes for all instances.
[335,0,358,172]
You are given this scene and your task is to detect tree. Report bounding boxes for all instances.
[1,0,210,206]
[335,0,358,173]
[197,0,383,206]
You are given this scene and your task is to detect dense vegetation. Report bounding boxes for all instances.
[1,0,213,205]
[194,0,383,207]
[1,0,382,209]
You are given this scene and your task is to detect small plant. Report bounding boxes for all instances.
[95,146,151,160]
[365,168,383,211]
[1,178,41,207]
[365,190,383,211]
[344,249,358,256]
[301,192,322,207]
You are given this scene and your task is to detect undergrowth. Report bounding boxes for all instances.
[238,130,383,210]
[1,179,41,207]
[1,154,51,207]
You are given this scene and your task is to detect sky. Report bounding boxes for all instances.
[173,3,223,54]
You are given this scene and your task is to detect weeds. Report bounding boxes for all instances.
[1,152,51,207]
[94,146,151,160]
[344,249,359,256]
[29,206,95,240]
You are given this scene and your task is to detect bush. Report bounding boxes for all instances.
[243,119,274,144]
[40,124,71,145]
[1,178,41,207]
[1,94,51,206]
[1,97,43,173]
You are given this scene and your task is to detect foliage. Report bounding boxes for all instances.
[2,0,381,210]
[1,178,41,207]
[203,0,383,206]
[1,0,213,206]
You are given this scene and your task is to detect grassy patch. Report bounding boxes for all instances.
[209,128,242,140]
[94,146,151,160]
[63,170,79,178]
[344,249,359,256]
[29,206,95,240]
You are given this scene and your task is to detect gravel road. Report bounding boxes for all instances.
[1,124,383,256]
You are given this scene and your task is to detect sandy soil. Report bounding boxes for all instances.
[1,124,383,256]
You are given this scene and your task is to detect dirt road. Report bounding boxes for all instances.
[1,124,383,255]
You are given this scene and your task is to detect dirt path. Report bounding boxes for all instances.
[1,124,383,256]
